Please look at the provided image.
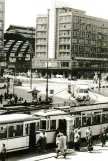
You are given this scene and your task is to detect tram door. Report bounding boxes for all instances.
[29,123,36,149]
[58,119,67,134]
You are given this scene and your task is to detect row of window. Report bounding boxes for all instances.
[59,38,70,43]
[36,45,47,50]
[59,8,72,14]
[36,24,47,30]
[59,16,71,22]
[73,16,108,27]
[36,53,46,58]
[36,31,47,37]
[36,38,47,44]
[59,45,70,50]
[37,17,47,24]
[58,53,70,58]
[59,24,71,30]
[74,53,108,59]
[72,45,108,52]
[59,30,70,36]
[74,112,108,128]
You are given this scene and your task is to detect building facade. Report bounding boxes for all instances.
[34,7,108,78]
[0,0,5,74]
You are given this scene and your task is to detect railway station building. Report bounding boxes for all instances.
[4,25,35,72]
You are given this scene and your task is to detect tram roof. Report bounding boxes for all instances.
[3,105,26,110]
[33,109,67,117]
[70,102,108,113]
[0,114,39,124]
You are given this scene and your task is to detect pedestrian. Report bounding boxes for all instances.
[37,131,44,152]
[42,131,47,152]
[74,130,80,151]
[1,143,6,161]
[55,133,67,158]
[85,127,92,144]
[69,126,74,149]
[4,92,7,101]
[0,94,4,104]
[77,127,81,149]
[87,134,93,152]
[100,127,107,147]
[39,96,42,102]
[15,95,18,104]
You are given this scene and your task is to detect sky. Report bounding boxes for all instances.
[5,0,108,31]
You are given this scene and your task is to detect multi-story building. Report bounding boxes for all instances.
[34,6,108,79]
[0,0,5,75]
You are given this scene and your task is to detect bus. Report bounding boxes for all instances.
[0,114,40,152]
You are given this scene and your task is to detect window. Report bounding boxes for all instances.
[25,124,29,135]
[82,116,87,126]
[92,114,101,125]
[50,120,56,130]
[0,125,7,139]
[74,117,81,128]
[72,39,77,43]
[102,113,108,123]
[36,122,40,130]
[40,120,46,130]
[8,124,23,138]
[82,114,92,126]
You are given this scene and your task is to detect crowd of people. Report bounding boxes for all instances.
[0,92,47,106]
[54,126,108,158]
[0,92,26,105]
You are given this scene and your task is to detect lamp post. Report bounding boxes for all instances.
[9,29,33,89]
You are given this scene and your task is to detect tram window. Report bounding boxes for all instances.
[86,116,91,126]
[50,120,56,130]
[102,113,108,123]
[92,114,101,125]
[74,117,81,128]
[36,122,40,130]
[25,124,29,135]
[40,120,46,130]
[0,126,7,139]
[8,124,23,138]
[82,116,87,126]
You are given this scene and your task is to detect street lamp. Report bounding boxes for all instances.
[9,29,33,89]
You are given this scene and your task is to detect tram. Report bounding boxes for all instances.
[34,102,108,144]
[0,114,40,152]
[34,109,68,144]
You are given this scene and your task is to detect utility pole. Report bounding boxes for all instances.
[30,45,32,90]
[46,61,48,101]
[98,64,101,91]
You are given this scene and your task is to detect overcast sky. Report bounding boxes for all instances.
[5,0,108,30]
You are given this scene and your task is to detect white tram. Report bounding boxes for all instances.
[34,103,108,144]
[34,109,67,144]
[0,114,40,152]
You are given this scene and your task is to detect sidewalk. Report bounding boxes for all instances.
[18,141,107,161]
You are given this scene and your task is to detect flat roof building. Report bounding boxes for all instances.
[34,6,108,79]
